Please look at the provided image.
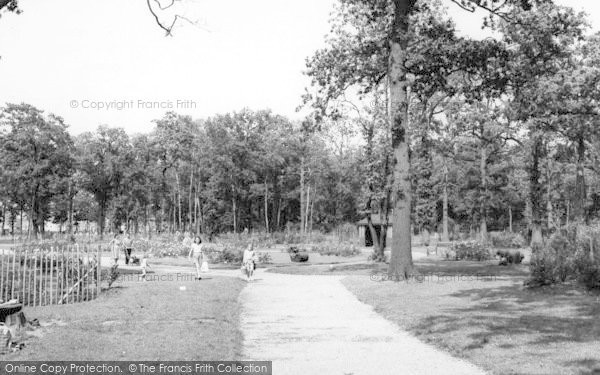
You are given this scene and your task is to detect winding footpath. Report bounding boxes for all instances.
[239,269,487,375]
[115,257,486,374]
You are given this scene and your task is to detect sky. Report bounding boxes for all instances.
[0,0,599,135]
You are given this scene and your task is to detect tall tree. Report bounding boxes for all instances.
[0,103,74,236]
[77,126,132,238]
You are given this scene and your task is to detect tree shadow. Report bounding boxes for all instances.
[566,359,600,375]
[411,281,600,373]
[414,258,530,277]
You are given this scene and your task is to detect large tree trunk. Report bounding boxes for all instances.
[97,198,106,239]
[231,184,237,233]
[479,145,488,243]
[508,206,513,233]
[573,134,587,221]
[300,156,305,234]
[442,164,449,242]
[530,134,544,247]
[388,0,415,280]
[176,172,182,231]
[188,170,193,232]
[277,197,282,230]
[264,180,269,232]
[1,202,5,236]
[305,185,311,234]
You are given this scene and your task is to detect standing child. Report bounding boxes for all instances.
[109,233,120,265]
[140,252,150,282]
[123,233,133,265]
[188,236,204,280]
[242,241,258,282]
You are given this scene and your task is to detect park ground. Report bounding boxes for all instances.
[4,244,600,375]
[6,272,245,360]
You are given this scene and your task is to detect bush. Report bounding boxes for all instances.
[310,242,361,257]
[205,246,243,264]
[496,250,524,265]
[577,259,600,290]
[135,238,188,258]
[447,241,492,261]
[526,227,600,289]
[257,252,272,264]
[527,232,578,287]
[489,231,526,249]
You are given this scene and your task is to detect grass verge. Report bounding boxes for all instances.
[342,263,600,375]
[7,275,246,360]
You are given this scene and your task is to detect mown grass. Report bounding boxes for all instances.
[7,275,246,360]
[341,260,600,375]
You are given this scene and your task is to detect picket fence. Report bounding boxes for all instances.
[0,245,103,306]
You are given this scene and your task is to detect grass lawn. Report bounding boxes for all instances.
[339,259,600,375]
[7,275,246,360]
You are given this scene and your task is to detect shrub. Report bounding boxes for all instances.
[577,259,600,290]
[496,250,524,265]
[310,242,361,257]
[527,232,577,287]
[526,227,600,289]
[489,231,526,249]
[447,241,492,261]
[206,246,243,264]
[257,252,272,264]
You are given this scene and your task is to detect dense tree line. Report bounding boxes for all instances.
[0,107,364,238]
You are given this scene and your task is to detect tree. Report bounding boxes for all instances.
[0,103,74,236]
[305,0,541,279]
[77,126,132,238]
[500,4,587,244]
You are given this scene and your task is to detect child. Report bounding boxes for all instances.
[109,233,120,266]
[242,241,258,282]
[188,236,204,280]
[140,252,150,282]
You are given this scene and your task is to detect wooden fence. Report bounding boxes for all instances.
[0,245,102,306]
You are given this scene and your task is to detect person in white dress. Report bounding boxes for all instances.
[188,236,204,280]
[242,241,258,282]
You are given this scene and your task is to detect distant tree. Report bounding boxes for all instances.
[76,126,132,238]
[0,103,74,236]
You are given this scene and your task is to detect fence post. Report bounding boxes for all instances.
[10,250,16,301]
[38,251,43,306]
[32,251,37,307]
[50,246,54,305]
[0,252,4,303]
[22,249,28,305]
[76,244,80,303]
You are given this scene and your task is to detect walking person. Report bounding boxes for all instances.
[140,252,151,282]
[188,236,204,280]
[123,233,133,265]
[242,241,258,282]
[109,233,121,265]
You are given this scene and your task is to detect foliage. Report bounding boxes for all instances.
[527,227,600,289]
[447,241,492,261]
[489,231,526,249]
[310,242,361,257]
[257,252,272,264]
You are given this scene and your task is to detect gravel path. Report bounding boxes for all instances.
[239,269,487,375]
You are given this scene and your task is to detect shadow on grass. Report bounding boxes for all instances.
[567,359,600,375]
[411,282,600,372]
[414,259,530,278]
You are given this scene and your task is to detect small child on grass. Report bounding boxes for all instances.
[140,252,151,282]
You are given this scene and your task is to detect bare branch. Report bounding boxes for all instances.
[146,0,209,35]
[450,0,476,13]
[153,0,176,11]
[147,0,174,35]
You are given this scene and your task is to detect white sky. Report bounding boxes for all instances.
[0,0,598,135]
